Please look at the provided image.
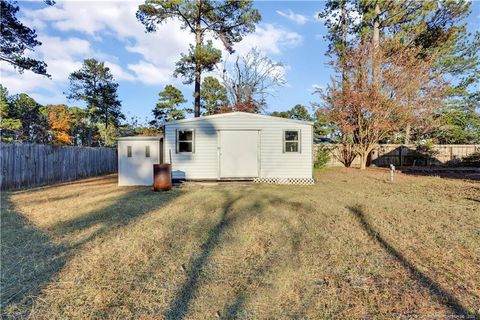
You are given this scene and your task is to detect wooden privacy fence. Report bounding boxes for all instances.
[315,144,480,167]
[0,143,117,190]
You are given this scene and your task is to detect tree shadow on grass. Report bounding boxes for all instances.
[0,187,182,317]
[1,195,67,316]
[220,292,247,320]
[165,190,311,320]
[164,191,243,320]
[348,205,476,318]
[10,174,118,194]
[51,188,182,241]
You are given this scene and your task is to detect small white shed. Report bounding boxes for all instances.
[117,112,314,186]
[117,135,163,186]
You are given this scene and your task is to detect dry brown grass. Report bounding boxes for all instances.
[1,168,479,319]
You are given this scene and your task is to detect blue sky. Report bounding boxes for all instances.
[2,1,479,124]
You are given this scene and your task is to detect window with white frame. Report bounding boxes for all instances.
[177,129,194,153]
[127,145,132,157]
[284,130,300,153]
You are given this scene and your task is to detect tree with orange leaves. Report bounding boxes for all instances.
[46,104,72,144]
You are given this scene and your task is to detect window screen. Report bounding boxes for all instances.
[145,145,150,158]
[177,130,194,153]
[284,130,300,153]
[127,146,132,157]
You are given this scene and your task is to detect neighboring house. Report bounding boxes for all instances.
[118,112,314,186]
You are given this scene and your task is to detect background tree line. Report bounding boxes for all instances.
[1,0,156,146]
[0,57,158,146]
[1,0,478,150]
[316,0,479,168]
[0,82,156,146]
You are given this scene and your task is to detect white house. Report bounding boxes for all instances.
[118,112,314,186]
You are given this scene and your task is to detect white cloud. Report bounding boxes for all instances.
[0,35,93,103]
[1,63,54,94]
[0,33,132,105]
[127,61,172,85]
[38,36,92,60]
[11,2,303,104]
[234,24,303,56]
[276,9,309,25]
[105,62,136,82]
[23,2,137,37]
[20,1,191,89]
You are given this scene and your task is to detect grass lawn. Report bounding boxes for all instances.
[1,168,479,319]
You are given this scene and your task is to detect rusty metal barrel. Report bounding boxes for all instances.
[153,164,172,191]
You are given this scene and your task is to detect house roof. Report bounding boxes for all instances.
[117,135,163,141]
[164,112,314,126]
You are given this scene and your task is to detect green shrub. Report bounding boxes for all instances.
[414,139,440,166]
[314,145,331,169]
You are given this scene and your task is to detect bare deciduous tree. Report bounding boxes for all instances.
[221,49,286,113]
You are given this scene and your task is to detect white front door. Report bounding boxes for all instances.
[219,130,259,178]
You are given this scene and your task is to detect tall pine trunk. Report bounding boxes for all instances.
[194,32,201,117]
[340,0,347,86]
[372,2,380,87]
[194,0,202,118]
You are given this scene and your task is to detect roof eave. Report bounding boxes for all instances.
[164,112,314,126]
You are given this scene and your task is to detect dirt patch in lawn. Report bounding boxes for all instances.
[1,169,479,319]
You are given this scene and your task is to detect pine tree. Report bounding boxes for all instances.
[200,76,228,115]
[66,58,124,145]
[137,0,261,117]
[0,0,53,76]
[9,93,48,142]
[151,85,188,126]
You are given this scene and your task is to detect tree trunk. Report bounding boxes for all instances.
[340,0,347,86]
[194,0,202,118]
[87,126,92,147]
[404,123,411,144]
[194,53,201,117]
[372,2,380,86]
[359,151,368,170]
[104,107,108,146]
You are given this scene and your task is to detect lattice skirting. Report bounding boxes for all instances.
[254,177,315,185]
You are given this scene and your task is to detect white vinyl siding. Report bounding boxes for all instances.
[164,113,312,180]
